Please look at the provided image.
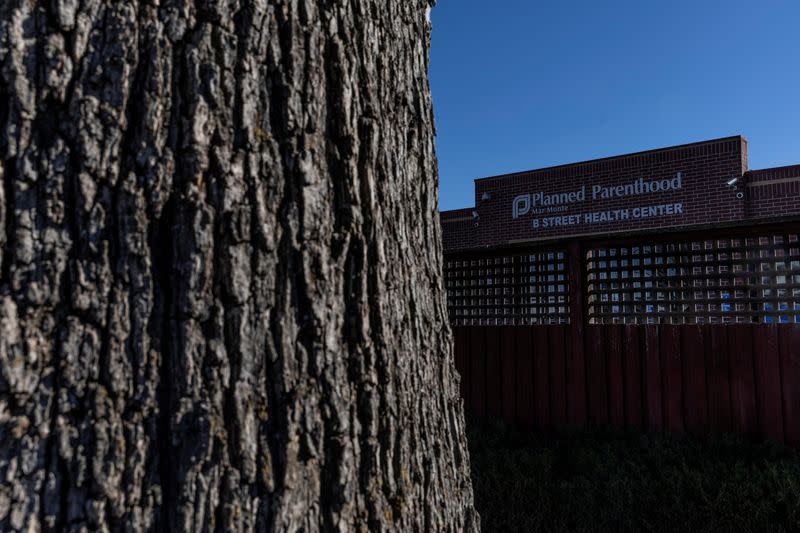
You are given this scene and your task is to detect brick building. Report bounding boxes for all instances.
[440,136,800,325]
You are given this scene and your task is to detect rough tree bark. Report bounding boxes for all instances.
[0,1,478,531]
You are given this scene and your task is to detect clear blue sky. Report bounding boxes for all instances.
[430,1,800,211]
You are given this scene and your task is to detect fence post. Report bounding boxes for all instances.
[513,253,522,325]
[568,242,586,327]
[566,241,587,426]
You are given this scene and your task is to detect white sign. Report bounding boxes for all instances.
[512,173,683,219]
[531,203,684,229]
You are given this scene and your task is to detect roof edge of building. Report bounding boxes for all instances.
[474,135,746,183]
[440,207,475,218]
[746,163,800,178]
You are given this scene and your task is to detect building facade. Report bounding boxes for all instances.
[441,136,800,325]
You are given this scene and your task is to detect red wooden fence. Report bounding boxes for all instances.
[453,325,800,445]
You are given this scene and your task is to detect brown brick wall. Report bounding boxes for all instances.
[440,207,477,251]
[744,164,800,221]
[442,136,800,252]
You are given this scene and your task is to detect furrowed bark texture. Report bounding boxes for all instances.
[0,1,478,531]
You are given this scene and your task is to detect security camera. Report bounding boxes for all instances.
[481,192,492,201]
[471,210,479,219]
[726,177,739,187]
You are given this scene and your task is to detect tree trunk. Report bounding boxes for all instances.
[0,1,478,531]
